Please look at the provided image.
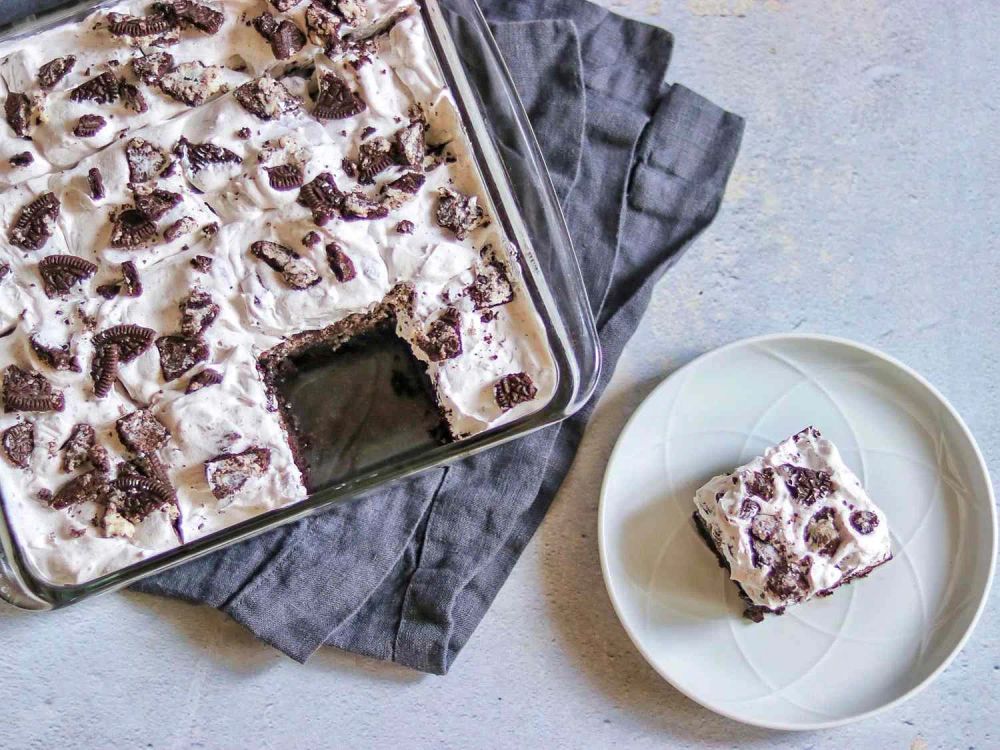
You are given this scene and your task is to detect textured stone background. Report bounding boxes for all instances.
[1,1,997,748]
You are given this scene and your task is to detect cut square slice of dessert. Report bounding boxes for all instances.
[692,427,892,621]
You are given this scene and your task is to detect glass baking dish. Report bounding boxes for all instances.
[0,0,600,609]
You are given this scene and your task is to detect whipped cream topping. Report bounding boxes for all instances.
[693,427,892,612]
[0,0,556,584]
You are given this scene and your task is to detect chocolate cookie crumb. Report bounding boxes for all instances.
[2,422,34,468]
[494,372,537,411]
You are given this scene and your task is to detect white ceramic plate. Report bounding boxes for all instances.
[598,334,996,730]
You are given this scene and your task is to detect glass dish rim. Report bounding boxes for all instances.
[0,0,601,610]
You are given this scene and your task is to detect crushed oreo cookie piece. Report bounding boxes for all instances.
[88,168,106,200]
[9,192,60,251]
[5,93,32,137]
[436,187,486,240]
[380,171,425,209]
[254,13,307,60]
[419,308,463,362]
[2,422,34,468]
[186,368,223,393]
[180,289,220,336]
[393,120,425,168]
[190,255,214,273]
[9,151,33,168]
[237,127,252,139]
[312,73,365,120]
[297,171,343,222]
[266,163,305,191]
[325,242,356,282]
[132,51,175,84]
[108,475,176,526]
[125,138,169,183]
[38,55,77,90]
[119,81,149,114]
[93,324,156,363]
[250,240,321,290]
[302,230,321,246]
[780,465,834,506]
[494,372,537,411]
[156,335,210,381]
[38,254,98,298]
[343,5,410,42]
[133,186,182,221]
[205,447,271,499]
[201,222,219,238]
[340,191,389,221]
[305,2,343,51]
[116,409,170,453]
[90,342,120,398]
[766,559,811,601]
[73,114,107,138]
[850,509,880,535]
[234,76,301,120]
[110,207,157,248]
[61,423,96,473]
[357,137,392,183]
[3,365,65,413]
[99,261,143,299]
[805,507,841,557]
[164,215,197,242]
[107,9,177,39]
[156,0,224,34]
[52,469,110,509]
[158,62,228,107]
[467,246,514,310]
[173,136,242,172]
[30,336,81,373]
[395,219,414,234]
[70,71,120,104]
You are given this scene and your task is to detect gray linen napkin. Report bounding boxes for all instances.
[128,0,744,673]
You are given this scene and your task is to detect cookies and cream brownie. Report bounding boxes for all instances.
[0,0,556,584]
[692,427,892,621]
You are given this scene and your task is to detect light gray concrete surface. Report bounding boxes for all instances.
[1,1,997,748]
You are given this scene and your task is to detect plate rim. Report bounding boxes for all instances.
[597,332,998,731]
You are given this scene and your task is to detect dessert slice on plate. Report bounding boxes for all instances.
[692,426,892,621]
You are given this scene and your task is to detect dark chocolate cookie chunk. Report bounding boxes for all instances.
[5,93,32,136]
[164,216,196,242]
[9,151,33,167]
[305,4,343,52]
[38,55,77,90]
[805,506,841,557]
[234,76,301,120]
[190,255,213,273]
[88,168,106,200]
[9,192,60,251]
[2,422,34,468]
[120,260,142,297]
[179,289,220,336]
[395,219,414,234]
[173,137,242,172]
[107,10,177,38]
[158,62,228,107]
[357,137,392,183]
[133,187,182,221]
[393,120,425,168]
[38,255,97,298]
[73,114,107,138]
[265,163,304,191]
[766,559,811,601]
[379,171,425,209]
[780,465,834,506]
[466,246,514,310]
[340,191,388,221]
[93,324,156,363]
[254,13,307,60]
[419,308,462,362]
[312,73,365,120]
[30,336,81,373]
[156,0,225,34]
[110,207,157,248]
[186,368,223,393]
[108,475,177,524]
[494,372,537,411]
[90,342,120,398]
[325,242,356,282]
[297,171,343,221]
[436,187,486,240]
[119,81,149,114]
[2,365,65,413]
[132,51,175,84]
[156,335,209,381]
[125,138,170,183]
[61,423,96,473]
[744,468,776,501]
[70,71,120,104]
[250,240,321,289]
[52,469,111,509]
[849,509,880,535]
[116,409,170,453]
[205,447,271,499]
